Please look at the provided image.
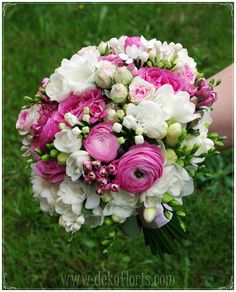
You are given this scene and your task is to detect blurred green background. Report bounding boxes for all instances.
[3,2,233,289]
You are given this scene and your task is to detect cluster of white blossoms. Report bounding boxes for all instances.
[16,35,220,236]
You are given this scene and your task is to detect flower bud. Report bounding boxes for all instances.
[57,152,69,165]
[135,135,144,145]
[71,127,82,137]
[59,123,70,130]
[82,126,90,134]
[64,112,79,126]
[166,122,182,146]
[135,128,143,136]
[41,154,50,161]
[50,149,59,158]
[114,67,133,85]
[110,83,128,104]
[162,193,172,203]
[143,207,157,223]
[98,166,108,177]
[149,49,156,60]
[111,184,120,192]
[107,109,117,122]
[95,61,116,89]
[101,192,112,203]
[83,107,90,114]
[117,137,125,144]
[112,214,125,223]
[97,177,108,186]
[116,109,125,120]
[88,171,96,181]
[82,114,90,123]
[108,164,117,175]
[112,122,122,133]
[166,148,177,164]
[97,41,108,55]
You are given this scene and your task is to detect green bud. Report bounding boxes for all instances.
[219,135,227,141]
[143,207,157,223]
[178,219,186,232]
[45,143,52,150]
[164,210,171,220]
[209,78,215,86]
[215,79,222,86]
[182,144,191,154]
[169,199,182,207]
[101,192,112,203]
[34,94,41,101]
[41,154,50,161]
[34,148,43,155]
[166,149,177,163]
[176,158,184,167]
[102,249,108,254]
[105,218,113,226]
[108,231,116,238]
[82,114,90,123]
[27,158,37,164]
[40,88,46,95]
[215,141,224,147]
[57,152,69,165]
[112,214,124,223]
[147,61,153,67]
[162,193,173,203]
[83,107,90,114]
[117,137,125,144]
[191,143,200,154]
[116,109,125,120]
[23,96,33,102]
[208,132,218,140]
[50,149,59,158]
[176,211,186,217]
[178,129,187,143]
[188,169,195,177]
[82,126,90,134]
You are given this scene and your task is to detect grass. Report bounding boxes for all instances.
[3,2,233,289]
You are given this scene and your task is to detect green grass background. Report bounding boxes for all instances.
[3,2,233,289]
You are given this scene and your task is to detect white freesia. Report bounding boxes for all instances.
[176,48,197,72]
[64,112,80,126]
[141,164,194,207]
[46,52,98,102]
[154,84,199,124]
[66,150,90,181]
[59,213,85,232]
[32,175,59,215]
[103,190,139,220]
[20,134,33,157]
[123,100,168,139]
[54,129,82,154]
[109,36,126,54]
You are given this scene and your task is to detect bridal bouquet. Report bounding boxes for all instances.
[16,36,224,256]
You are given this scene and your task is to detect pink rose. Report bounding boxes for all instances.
[99,55,124,67]
[124,36,141,48]
[137,67,187,92]
[58,88,106,124]
[33,160,66,183]
[114,142,164,194]
[16,105,40,135]
[129,76,156,103]
[83,122,120,163]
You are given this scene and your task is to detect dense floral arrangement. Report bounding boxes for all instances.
[16,36,224,256]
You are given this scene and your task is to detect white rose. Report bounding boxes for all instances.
[31,175,59,215]
[46,71,72,102]
[110,83,128,103]
[95,61,116,88]
[66,150,90,181]
[129,76,156,104]
[103,190,139,220]
[54,129,82,154]
[123,100,168,139]
[154,84,199,124]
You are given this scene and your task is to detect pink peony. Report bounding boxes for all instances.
[16,105,40,135]
[114,142,164,194]
[33,160,66,183]
[124,36,141,48]
[99,55,124,67]
[58,88,106,124]
[137,67,187,92]
[83,122,120,163]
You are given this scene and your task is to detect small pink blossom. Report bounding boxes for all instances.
[33,160,66,183]
[16,105,40,135]
[83,122,120,163]
[58,88,106,124]
[99,55,124,67]
[124,36,141,48]
[195,79,217,107]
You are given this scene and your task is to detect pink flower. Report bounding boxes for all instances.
[16,105,40,135]
[114,143,164,194]
[83,122,120,163]
[99,55,124,67]
[124,36,141,48]
[33,160,66,183]
[195,79,217,107]
[129,76,156,103]
[58,88,106,124]
[137,67,187,92]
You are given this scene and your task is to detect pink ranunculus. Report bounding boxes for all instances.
[58,88,106,124]
[195,79,217,107]
[124,36,141,48]
[99,55,124,67]
[114,142,164,194]
[83,122,120,163]
[33,160,66,183]
[137,67,187,92]
[16,105,40,135]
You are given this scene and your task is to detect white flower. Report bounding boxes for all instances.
[97,41,108,55]
[109,36,126,54]
[114,66,133,85]
[154,84,199,124]
[141,164,194,207]
[31,175,59,215]
[77,46,100,59]
[46,71,72,102]
[66,150,90,181]
[128,76,156,104]
[112,122,122,133]
[123,100,168,139]
[135,135,144,144]
[54,129,82,154]
[59,213,85,232]
[46,52,98,102]
[20,134,33,157]
[176,48,197,73]
[103,190,139,220]
[95,61,116,89]
[110,83,128,103]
